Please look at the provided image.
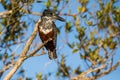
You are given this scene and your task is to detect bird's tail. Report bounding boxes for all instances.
[48,50,57,60]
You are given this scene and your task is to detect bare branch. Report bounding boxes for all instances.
[30,12,42,16]
[0,64,13,78]
[28,38,52,58]
[93,60,120,79]
[3,19,41,80]
[71,60,120,80]
[60,13,77,17]
[71,65,105,80]
[0,9,41,19]
[0,10,12,18]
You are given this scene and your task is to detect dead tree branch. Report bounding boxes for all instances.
[0,10,12,18]
[3,19,41,80]
[93,60,120,79]
[28,38,52,58]
[71,60,120,80]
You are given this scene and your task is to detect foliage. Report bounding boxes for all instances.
[0,0,120,80]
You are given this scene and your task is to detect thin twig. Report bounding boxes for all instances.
[93,60,120,79]
[4,19,41,80]
[27,38,52,58]
[0,64,13,78]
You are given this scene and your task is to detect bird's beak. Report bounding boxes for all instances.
[54,15,65,22]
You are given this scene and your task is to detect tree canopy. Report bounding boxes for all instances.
[0,0,120,80]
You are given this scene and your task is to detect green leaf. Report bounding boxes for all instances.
[45,1,51,7]
[90,30,96,40]
[65,22,72,32]
[86,21,93,26]
[36,73,42,80]
[66,0,69,3]
[74,66,82,74]
[72,48,79,53]
[37,0,43,3]
[56,27,60,35]
[67,42,75,49]
[0,54,3,60]
[53,6,58,11]
[109,42,116,49]
[77,6,86,13]
[0,23,2,32]
[96,11,102,18]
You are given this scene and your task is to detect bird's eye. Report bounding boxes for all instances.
[50,12,52,15]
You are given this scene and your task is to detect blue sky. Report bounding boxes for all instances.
[0,0,120,80]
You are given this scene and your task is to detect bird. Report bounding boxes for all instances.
[38,9,65,59]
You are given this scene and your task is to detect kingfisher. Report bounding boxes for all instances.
[38,9,65,59]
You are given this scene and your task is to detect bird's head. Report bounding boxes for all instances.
[42,9,65,22]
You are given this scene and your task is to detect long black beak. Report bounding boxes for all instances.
[54,15,65,22]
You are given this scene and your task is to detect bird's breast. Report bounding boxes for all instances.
[39,26,53,34]
[38,26,54,42]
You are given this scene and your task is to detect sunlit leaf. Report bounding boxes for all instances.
[67,42,75,49]
[72,48,79,53]
[45,1,51,7]
[0,23,2,32]
[65,22,72,32]
[86,21,93,26]
[36,73,42,80]
[77,6,86,13]
[109,42,116,49]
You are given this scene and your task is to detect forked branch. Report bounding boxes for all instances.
[4,19,41,80]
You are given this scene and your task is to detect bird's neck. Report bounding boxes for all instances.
[39,16,54,34]
[42,16,54,22]
[41,16,54,29]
